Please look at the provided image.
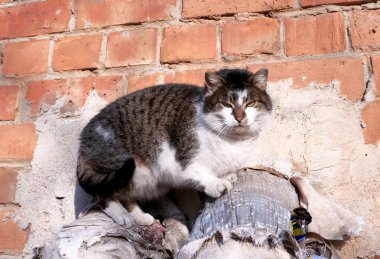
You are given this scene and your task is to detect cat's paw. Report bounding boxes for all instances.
[103,200,134,227]
[204,178,232,198]
[134,213,155,226]
[223,172,238,183]
[129,204,156,226]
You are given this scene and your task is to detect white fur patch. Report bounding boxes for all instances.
[132,164,167,200]
[156,141,183,185]
[237,90,247,106]
[220,107,236,127]
[95,124,114,141]
[245,106,267,133]
[132,141,183,200]
[245,107,259,123]
[192,127,256,176]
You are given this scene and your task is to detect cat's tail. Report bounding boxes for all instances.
[77,156,135,196]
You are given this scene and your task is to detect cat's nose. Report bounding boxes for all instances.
[233,108,246,124]
[235,116,244,123]
[234,114,247,124]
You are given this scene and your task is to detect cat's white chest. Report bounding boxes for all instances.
[194,127,255,176]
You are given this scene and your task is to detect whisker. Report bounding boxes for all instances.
[205,123,223,135]
[217,124,229,137]
[218,125,231,138]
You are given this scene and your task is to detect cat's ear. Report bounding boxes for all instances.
[205,72,225,94]
[250,68,268,91]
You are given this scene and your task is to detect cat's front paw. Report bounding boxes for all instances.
[204,178,232,198]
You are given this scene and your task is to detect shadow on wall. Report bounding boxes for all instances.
[74,183,94,218]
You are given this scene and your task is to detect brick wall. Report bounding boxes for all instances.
[0,0,379,257]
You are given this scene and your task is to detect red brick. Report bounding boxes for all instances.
[128,73,162,93]
[106,29,157,68]
[0,168,18,204]
[81,76,125,103]
[349,10,380,51]
[182,0,293,18]
[3,40,49,77]
[161,24,216,63]
[0,210,30,254]
[361,102,380,144]
[0,124,37,161]
[75,0,176,29]
[285,13,346,56]
[222,18,280,56]
[0,0,70,39]
[0,85,19,120]
[249,57,365,101]
[371,56,380,96]
[26,76,125,116]
[301,0,372,7]
[53,34,103,71]
[128,69,208,93]
[164,69,207,86]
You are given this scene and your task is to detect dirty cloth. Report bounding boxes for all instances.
[34,168,339,259]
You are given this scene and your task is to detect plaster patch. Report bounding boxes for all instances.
[246,79,380,257]
[15,91,108,256]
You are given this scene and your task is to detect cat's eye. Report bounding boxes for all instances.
[246,101,256,107]
[221,102,233,108]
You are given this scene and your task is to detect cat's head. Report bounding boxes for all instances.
[202,68,272,140]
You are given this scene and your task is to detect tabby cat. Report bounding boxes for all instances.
[77,68,272,226]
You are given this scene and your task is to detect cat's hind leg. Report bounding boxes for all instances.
[128,203,156,226]
[102,200,156,226]
[103,200,134,227]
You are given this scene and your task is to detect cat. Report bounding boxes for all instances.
[77,68,272,226]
